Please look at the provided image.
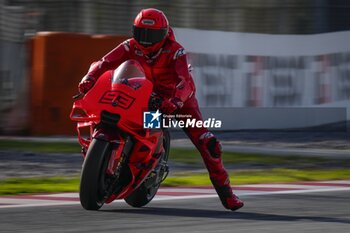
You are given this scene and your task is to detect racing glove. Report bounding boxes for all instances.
[149,92,163,111]
[161,97,184,115]
[78,75,96,94]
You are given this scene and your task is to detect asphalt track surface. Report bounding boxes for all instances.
[1,188,349,233]
[1,133,349,232]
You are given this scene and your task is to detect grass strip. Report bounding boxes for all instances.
[164,168,350,186]
[171,148,327,165]
[0,140,80,154]
[0,139,334,166]
[1,169,350,196]
[0,177,80,195]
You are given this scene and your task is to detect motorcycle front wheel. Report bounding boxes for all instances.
[79,138,111,210]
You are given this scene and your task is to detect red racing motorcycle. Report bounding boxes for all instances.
[70,60,169,210]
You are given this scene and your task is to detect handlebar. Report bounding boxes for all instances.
[72,93,84,101]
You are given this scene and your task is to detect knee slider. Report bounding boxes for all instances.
[207,137,222,158]
[199,132,222,159]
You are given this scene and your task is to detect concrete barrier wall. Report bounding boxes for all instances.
[30,32,128,135]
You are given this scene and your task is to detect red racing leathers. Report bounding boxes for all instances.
[79,29,243,210]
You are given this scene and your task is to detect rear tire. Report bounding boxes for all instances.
[125,130,170,207]
[79,138,111,210]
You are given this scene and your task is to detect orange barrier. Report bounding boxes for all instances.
[30,32,128,135]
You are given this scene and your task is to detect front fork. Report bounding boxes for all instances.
[93,128,134,202]
[143,131,170,189]
[143,155,169,189]
[76,121,95,157]
[91,127,134,175]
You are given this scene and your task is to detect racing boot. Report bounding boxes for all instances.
[212,182,244,211]
[199,132,244,211]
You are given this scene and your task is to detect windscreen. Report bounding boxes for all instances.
[112,60,145,84]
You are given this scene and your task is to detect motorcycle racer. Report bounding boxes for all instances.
[78,8,244,211]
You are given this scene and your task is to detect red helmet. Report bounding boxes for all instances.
[132,8,169,55]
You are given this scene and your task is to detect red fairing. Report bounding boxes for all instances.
[71,60,165,205]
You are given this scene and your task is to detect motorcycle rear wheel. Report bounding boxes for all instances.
[79,138,111,210]
[124,130,170,207]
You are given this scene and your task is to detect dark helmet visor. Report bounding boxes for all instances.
[133,26,168,47]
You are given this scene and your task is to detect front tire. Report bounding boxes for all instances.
[79,138,111,210]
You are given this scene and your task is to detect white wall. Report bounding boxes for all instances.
[173,28,350,130]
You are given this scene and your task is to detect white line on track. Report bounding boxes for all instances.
[1,183,350,209]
